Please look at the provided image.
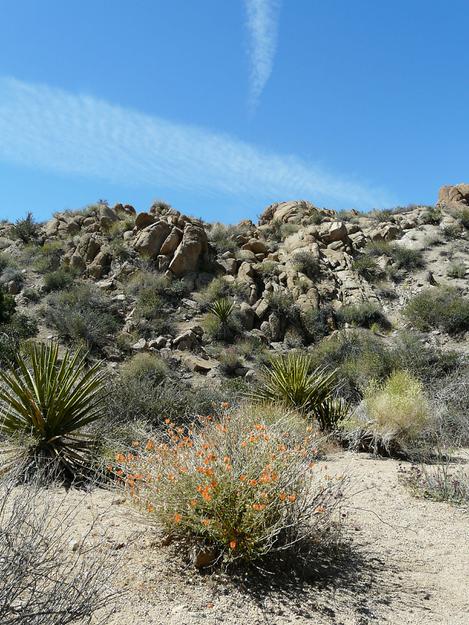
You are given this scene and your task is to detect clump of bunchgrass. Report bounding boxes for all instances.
[342,370,430,456]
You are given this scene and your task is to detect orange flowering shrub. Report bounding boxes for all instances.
[113,406,345,564]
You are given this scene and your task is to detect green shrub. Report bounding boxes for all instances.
[404,287,469,335]
[120,352,168,385]
[30,241,65,273]
[442,224,462,240]
[11,212,40,243]
[390,246,425,271]
[337,302,390,330]
[400,463,469,506]
[43,267,76,292]
[0,342,106,481]
[45,284,121,352]
[0,287,15,323]
[421,207,442,225]
[250,352,345,431]
[365,241,393,257]
[342,370,430,455]
[22,287,41,303]
[208,223,240,254]
[300,307,334,343]
[266,292,299,324]
[0,253,13,273]
[292,251,321,280]
[115,408,343,566]
[104,376,226,427]
[447,262,466,279]
[217,347,243,375]
[352,256,383,282]
[0,267,24,291]
[459,208,469,229]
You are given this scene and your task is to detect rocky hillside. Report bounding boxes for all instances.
[1,184,469,389]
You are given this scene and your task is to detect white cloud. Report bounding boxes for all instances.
[0,77,390,209]
[244,0,281,111]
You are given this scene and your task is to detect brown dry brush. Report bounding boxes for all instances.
[0,471,118,625]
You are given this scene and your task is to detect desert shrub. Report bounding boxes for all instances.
[250,352,345,431]
[132,287,176,337]
[0,252,14,273]
[404,287,469,335]
[217,347,243,375]
[0,267,24,291]
[22,286,41,302]
[352,256,383,282]
[0,312,38,366]
[45,284,121,352]
[365,240,393,257]
[197,276,249,307]
[104,373,227,429]
[266,291,300,325]
[459,208,469,229]
[30,241,65,273]
[300,306,335,343]
[11,212,40,243]
[208,222,240,254]
[0,477,115,625]
[292,251,321,280]
[256,260,278,278]
[342,370,430,455]
[442,224,462,240]
[447,262,466,279]
[421,207,442,225]
[126,271,188,304]
[390,246,424,270]
[113,408,344,567]
[0,343,106,481]
[0,287,15,323]
[399,462,469,506]
[429,367,469,447]
[337,302,390,330]
[391,332,459,384]
[43,267,77,292]
[370,208,396,222]
[120,352,168,385]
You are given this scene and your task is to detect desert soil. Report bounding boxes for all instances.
[64,451,468,625]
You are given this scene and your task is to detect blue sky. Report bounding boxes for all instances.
[1,0,468,223]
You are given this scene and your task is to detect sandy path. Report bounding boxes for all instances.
[63,452,468,624]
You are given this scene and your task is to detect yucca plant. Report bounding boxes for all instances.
[0,342,106,481]
[208,297,234,323]
[250,352,346,431]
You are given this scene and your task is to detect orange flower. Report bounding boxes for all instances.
[174,513,182,524]
[115,453,126,463]
[239,474,246,482]
[313,505,326,515]
[252,503,266,511]
[279,492,287,501]
[146,503,154,513]
[248,479,257,487]
[287,494,297,503]
[229,540,237,549]
[164,418,171,425]
[131,440,140,448]
[115,469,124,477]
[221,402,230,409]
[201,518,211,527]
[145,439,155,451]
[190,499,198,508]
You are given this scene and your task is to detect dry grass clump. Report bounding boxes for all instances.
[112,406,345,567]
[0,475,115,624]
[342,370,430,455]
[399,461,469,506]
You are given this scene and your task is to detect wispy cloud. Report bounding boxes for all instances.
[244,0,281,111]
[0,77,390,210]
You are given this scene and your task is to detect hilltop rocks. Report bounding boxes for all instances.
[133,221,171,258]
[259,200,320,225]
[438,183,469,206]
[168,223,208,277]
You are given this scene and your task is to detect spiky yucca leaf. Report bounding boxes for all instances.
[208,298,234,323]
[250,352,345,430]
[0,342,106,480]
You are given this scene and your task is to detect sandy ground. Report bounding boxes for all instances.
[59,452,468,625]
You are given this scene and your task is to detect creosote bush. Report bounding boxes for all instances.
[45,284,121,353]
[337,302,390,331]
[352,256,383,282]
[404,287,469,335]
[11,212,40,243]
[112,407,345,566]
[292,251,321,280]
